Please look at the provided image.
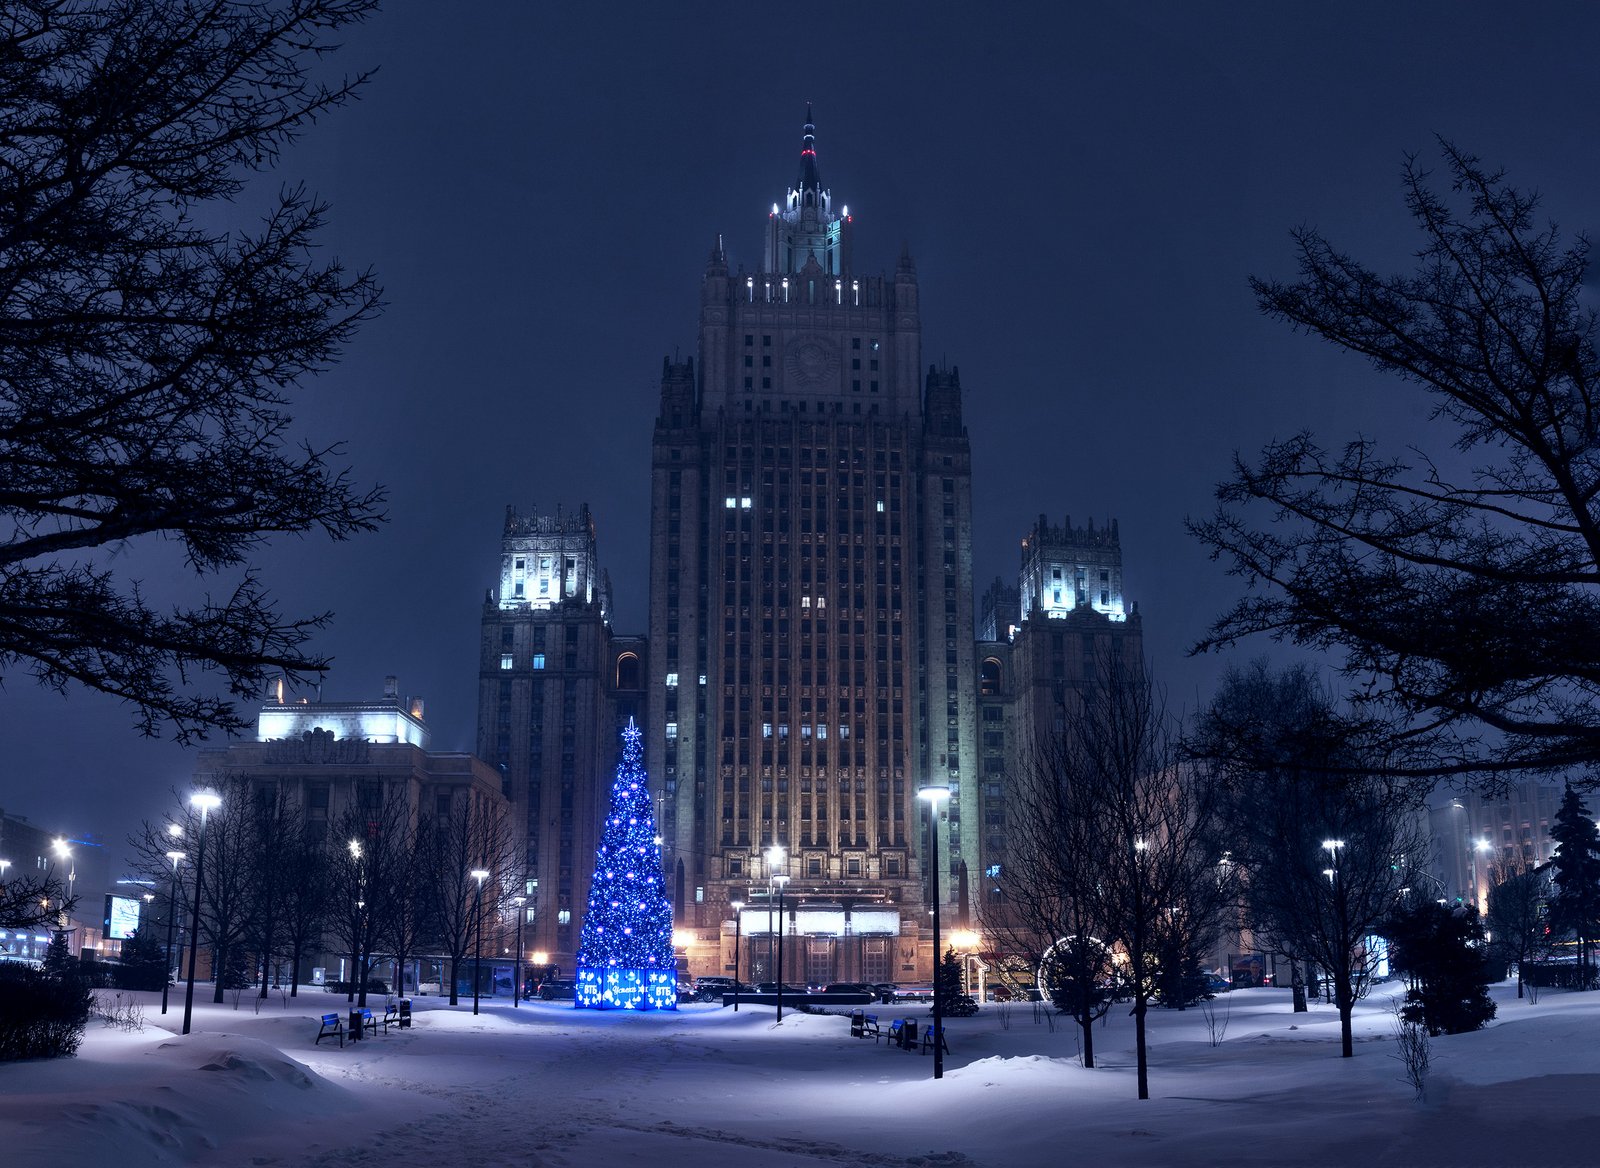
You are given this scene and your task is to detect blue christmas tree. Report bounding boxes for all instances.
[575,718,678,1009]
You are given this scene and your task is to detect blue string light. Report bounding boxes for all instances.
[575,719,678,1009]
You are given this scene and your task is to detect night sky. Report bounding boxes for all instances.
[5,5,1599,864]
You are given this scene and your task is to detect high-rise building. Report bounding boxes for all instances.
[648,109,977,986]
[974,516,1143,932]
[476,505,645,975]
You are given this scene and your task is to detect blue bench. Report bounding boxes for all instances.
[921,1024,948,1055]
[315,1013,343,1048]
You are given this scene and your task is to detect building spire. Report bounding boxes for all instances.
[798,103,821,193]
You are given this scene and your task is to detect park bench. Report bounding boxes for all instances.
[920,1024,948,1056]
[382,1002,400,1032]
[861,1012,880,1040]
[360,1007,386,1036]
[315,1013,343,1048]
[882,1018,906,1047]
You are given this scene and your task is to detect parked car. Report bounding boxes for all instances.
[537,977,576,1000]
[753,982,808,996]
[869,983,898,1003]
[690,976,738,1002]
[892,986,934,1003]
[822,982,876,997]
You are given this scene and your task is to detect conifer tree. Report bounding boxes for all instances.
[1548,786,1600,988]
[935,948,979,1018]
[575,720,677,1009]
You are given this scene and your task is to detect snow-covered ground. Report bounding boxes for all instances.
[1,980,1595,1166]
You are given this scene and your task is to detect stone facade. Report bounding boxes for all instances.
[475,505,645,973]
[647,111,978,985]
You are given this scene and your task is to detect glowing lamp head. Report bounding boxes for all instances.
[730,899,745,914]
[918,785,951,804]
[1321,839,1344,853]
[165,850,185,865]
[190,790,221,815]
[765,845,786,871]
[348,840,362,858]
[950,929,981,952]
[532,951,549,966]
[672,929,694,949]
[167,823,183,838]
[471,868,490,885]
[52,838,71,860]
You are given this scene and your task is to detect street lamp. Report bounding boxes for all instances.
[919,784,950,1080]
[512,894,527,1007]
[51,838,74,932]
[766,845,787,1021]
[161,848,185,1015]
[730,899,745,1013]
[470,868,490,1016]
[182,789,222,1036]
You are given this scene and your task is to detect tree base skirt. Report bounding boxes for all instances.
[575,967,678,1010]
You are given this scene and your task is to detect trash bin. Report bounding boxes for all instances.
[349,1008,364,1041]
[901,1019,918,1050]
[849,1009,864,1038]
[398,999,412,1029]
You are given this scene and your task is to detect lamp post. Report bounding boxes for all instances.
[51,838,74,934]
[730,899,745,1012]
[766,845,787,1021]
[162,848,185,1015]
[182,790,221,1036]
[512,894,527,1007]
[919,784,950,1079]
[471,868,490,1016]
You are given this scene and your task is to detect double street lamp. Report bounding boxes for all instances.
[730,898,745,1013]
[182,790,222,1036]
[162,843,185,1016]
[512,894,527,1008]
[919,784,950,1080]
[766,845,788,1021]
[470,868,490,1016]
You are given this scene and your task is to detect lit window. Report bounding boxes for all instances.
[500,654,514,670]
[741,497,753,509]
[817,724,827,740]
[557,910,571,925]
[665,673,679,687]
[817,597,826,609]
[725,497,737,509]
[666,722,678,739]
[699,674,707,685]
[763,722,772,738]
[532,653,545,670]
[876,500,885,512]
[801,596,811,609]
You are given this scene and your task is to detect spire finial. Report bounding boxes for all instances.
[798,103,820,192]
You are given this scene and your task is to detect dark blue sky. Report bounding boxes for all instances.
[5,4,1598,856]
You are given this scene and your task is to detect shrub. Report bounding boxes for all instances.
[0,963,93,1061]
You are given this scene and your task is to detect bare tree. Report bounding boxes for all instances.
[247,783,302,997]
[423,796,514,1006]
[0,865,74,930]
[986,734,1118,1068]
[329,788,411,1007]
[1191,143,1600,786]
[1082,662,1233,1099]
[1487,866,1551,1001]
[1000,651,1231,1098]
[0,0,385,743]
[379,814,434,1000]
[276,825,330,998]
[1195,661,1423,1057]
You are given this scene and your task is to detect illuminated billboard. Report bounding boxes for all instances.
[105,895,142,941]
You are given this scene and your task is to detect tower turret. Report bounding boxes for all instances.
[764,105,853,275]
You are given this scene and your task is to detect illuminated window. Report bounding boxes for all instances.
[876,500,884,512]
[532,653,545,670]
[557,910,571,925]
[665,673,679,687]
[741,497,753,509]
[500,654,513,670]
[666,722,678,739]
[725,497,737,509]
